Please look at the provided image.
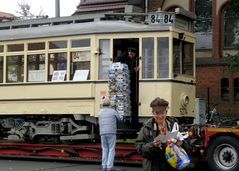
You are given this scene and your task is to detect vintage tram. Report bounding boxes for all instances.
[0,9,196,143]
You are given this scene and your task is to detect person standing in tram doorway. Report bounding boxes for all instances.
[114,47,139,129]
[97,97,123,171]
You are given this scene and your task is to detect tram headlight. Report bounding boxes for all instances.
[181,94,189,106]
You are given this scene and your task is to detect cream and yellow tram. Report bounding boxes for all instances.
[0,10,195,142]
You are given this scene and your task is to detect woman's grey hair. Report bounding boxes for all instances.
[102,97,111,106]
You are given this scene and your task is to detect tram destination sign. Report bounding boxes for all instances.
[148,12,175,26]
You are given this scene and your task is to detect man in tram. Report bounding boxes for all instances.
[114,47,139,129]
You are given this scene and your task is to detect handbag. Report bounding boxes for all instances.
[165,143,190,170]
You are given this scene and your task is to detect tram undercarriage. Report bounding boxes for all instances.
[0,115,98,143]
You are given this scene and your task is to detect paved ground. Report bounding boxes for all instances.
[0,156,209,171]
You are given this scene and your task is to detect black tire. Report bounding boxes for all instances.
[206,136,239,171]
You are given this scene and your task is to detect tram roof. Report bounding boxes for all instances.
[0,15,172,41]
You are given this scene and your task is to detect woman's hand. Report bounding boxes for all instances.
[153,139,162,147]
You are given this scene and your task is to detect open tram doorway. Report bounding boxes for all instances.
[112,38,139,131]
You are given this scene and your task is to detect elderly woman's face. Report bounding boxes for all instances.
[152,106,168,124]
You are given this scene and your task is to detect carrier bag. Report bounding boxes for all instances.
[165,143,190,170]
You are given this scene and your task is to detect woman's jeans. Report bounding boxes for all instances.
[101,134,116,170]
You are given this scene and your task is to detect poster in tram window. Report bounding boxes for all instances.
[73,70,89,81]
[51,70,66,82]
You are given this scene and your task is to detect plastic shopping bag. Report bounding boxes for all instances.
[165,143,190,170]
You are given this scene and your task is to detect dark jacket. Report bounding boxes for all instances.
[135,116,184,171]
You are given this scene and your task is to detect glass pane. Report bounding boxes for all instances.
[183,42,194,75]
[48,53,67,81]
[71,39,90,48]
[98,39,110,80]
[49,41,67,49]
[28,42,45,50]
[221,78,229,101]
[234,78,239,101]
[157,37,169,78]
[71,51,91,81]
[173,39,180,74]
[142,38,154,78]
[0,56,3,83]
[27,54,45,82]
[7,55,24,82]
[7,44,24,52]
[0,45,3,53]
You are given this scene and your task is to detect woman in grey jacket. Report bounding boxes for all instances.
[136,97,187,171]
[98,97,122,171]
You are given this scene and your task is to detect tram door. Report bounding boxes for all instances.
[113,38,139,129]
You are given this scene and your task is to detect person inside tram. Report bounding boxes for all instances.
[114,47,139,128]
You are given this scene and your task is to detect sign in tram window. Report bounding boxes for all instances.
[7,44,24,52]
[71,51,90,80]
[7,55,24,83]
[28,42,45,51]
[0,56,3,83]
[49,41,67,49]
[0,45,3,53]
[48,53,67,81]
[71,39,90,48]
[27,54,45,82]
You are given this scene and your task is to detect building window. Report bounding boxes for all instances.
[142,38,154,79]
[27,54,45,82]
[7,55,24,83]
[234,78,239,101]
[98,39,110,80]
[157,37,169,78]
[224,7,239,48]
[70,51,91,81]
[221,78,229,101]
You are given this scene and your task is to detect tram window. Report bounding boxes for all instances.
[98,39,110,80]
[48,53,67,81]
[27,54,45,82]
[173,39,194,76]
[157,37,169,78]
[7,44,24,52]
[71,39,90,48]
[70,51,90,81]
[0,56,3,83]
[0,45,3,53]
[6,55,24,83]
[49,41,67,49]
[142,38,154,78]
[28,42,45,51]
